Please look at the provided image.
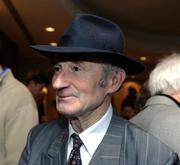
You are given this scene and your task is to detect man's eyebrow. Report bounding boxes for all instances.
[72,60,83,63]
[72,61,85,66]
[53,62,61,67]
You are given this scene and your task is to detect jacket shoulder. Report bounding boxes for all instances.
[29,118,68,145]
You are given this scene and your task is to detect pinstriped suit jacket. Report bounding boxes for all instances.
[19,113,180,165]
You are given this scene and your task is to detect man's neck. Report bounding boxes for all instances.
[69,98,111,133]
[171,92,180,105]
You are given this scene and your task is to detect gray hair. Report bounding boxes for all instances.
[99,63,124,88]
[148,52,180,96]
[103,63,121,75]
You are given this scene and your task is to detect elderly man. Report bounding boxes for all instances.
[19,13,180,165]
[131,53,180,157]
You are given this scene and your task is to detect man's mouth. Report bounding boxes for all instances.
[56,94,77,102]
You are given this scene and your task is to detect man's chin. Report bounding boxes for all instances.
[57,109,80,118]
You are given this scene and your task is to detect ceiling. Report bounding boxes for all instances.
[0,0,180,81]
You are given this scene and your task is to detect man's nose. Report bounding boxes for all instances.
[52,71,70,89]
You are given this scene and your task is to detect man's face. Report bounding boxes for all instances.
[52,61,117,118]
[121,105,137,120]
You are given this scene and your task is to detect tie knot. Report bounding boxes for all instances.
[71,133,83,149]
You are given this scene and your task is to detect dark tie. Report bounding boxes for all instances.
[67,133,83,165]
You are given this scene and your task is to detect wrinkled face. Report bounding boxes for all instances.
[52,61,118,118]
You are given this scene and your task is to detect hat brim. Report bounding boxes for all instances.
[31,45,145,75]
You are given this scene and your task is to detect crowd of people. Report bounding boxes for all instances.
[1,12,180,165]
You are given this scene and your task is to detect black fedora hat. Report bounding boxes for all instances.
[31,13,144,75]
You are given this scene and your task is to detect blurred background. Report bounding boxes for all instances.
[1,0,180,121]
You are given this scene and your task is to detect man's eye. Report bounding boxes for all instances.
[53,65,61,72]
[72,66,80,72]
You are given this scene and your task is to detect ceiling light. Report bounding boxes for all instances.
[45,27,55,32]
[50,42,57,46]
[42,87,48,94]
[140,56,147,61]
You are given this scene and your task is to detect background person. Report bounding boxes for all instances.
[131,52,180,156]
[120,99,139,120]
[0,63,38,165]
[120,86,139,120]
[134,80,151,111]
[26,71,49,122]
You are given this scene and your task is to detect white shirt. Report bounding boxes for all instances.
[67,105,113,165]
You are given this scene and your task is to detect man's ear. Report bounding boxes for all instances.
[107,69,126,94]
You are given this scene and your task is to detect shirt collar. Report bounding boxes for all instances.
[0,67,9,83]
[68,104,113,156]
[156,93,180,107]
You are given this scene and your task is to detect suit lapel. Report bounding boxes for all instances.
[41,119,69,165]
[89,114,125,165]
[40,113,126,165]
